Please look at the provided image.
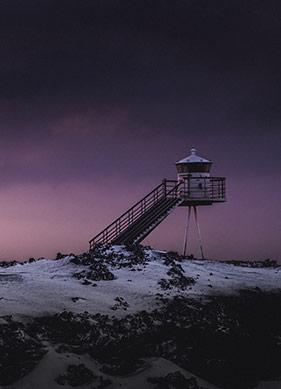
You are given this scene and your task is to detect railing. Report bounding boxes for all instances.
[89,179,181,248]
[179,177,226,200]
[210,177,226,199]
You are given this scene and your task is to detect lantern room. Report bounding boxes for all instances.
[175,148,225,206]
[175,147,212,181]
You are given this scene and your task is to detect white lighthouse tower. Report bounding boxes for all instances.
[89,147,226,257]
[176,147,211,180]
[175,147,226,258]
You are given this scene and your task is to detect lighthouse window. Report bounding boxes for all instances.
[188,163,211,173]
[177,165,189,173]
[177,163,211,173]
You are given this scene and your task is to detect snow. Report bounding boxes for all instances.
[13,350,220,389]
[0,246,280,320]
[1,246,281,389]
[176,147,211,164]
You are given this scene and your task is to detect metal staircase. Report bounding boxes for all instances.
[89,180,183,249]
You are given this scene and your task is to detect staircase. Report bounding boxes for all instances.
[89,180,183,249]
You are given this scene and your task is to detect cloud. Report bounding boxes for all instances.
[51,108,129,137]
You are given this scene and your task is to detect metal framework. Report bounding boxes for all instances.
[183,206,205,259]
[89,177,226,250]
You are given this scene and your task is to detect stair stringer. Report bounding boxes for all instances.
[133,198,184,244]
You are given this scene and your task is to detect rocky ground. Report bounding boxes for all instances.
[0,245,280,388]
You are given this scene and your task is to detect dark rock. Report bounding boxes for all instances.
[158,275,195,291]
[223,258,279,268]
[148,371,207,389]
[102,358,146,376]
[73,261,115,283]
[82,279,91,285]
[111,297,129,311]
[0,322,46,385]
[55,363,94,387]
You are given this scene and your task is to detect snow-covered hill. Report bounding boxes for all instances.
[0,245,280,389]
[0,245,280,319]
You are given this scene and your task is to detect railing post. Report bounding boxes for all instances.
[204,177,206,198]
[162,179,167,198]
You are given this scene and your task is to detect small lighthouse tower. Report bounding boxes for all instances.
[176,147,211,181]
[89,147,226,257]
[175,148,226,258]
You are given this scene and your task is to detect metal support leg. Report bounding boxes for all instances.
[183,206,191,256]
[193,206,205,259]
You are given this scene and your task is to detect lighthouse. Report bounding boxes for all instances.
[175,147,225,205]
[89,147,226,259]
[175,148,226,258]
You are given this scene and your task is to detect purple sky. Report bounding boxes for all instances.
[0,0,280,261]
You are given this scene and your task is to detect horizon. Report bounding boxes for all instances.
[0,1,280,262]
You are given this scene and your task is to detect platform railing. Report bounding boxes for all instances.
[178,177,226,200]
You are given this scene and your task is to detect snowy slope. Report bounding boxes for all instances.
[1,245,281,389]
[0,245,280,320]
[12,351,219,389]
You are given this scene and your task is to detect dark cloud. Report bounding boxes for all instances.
[0,1,280,260]
[1,0,281,102]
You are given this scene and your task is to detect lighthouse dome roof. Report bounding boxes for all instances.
[176,148,212,164]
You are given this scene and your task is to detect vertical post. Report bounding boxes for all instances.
[162,179,167,198]
[204,177,207,198]
[193,206,205,259]
[183,206,191,256]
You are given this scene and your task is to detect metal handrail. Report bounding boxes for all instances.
[89,180,181,247]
